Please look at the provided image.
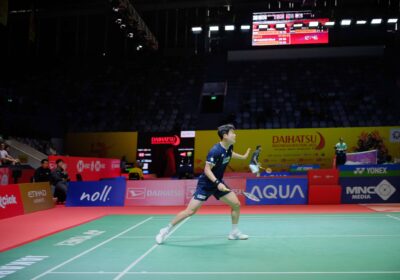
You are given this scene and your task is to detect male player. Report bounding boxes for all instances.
[155,124,251,244]
[249,145,262,177]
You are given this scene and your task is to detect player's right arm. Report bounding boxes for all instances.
[204,162,230,192]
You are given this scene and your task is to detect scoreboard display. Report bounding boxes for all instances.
[252,11,329,46]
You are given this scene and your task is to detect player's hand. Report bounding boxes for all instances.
[217,183,230,192]
[245,148,251,158]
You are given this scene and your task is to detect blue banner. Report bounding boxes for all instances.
[246,178,308,205]
[339,164,400,177]
[340,177,400,204]
[66,177,126,207]
[261,172,292,177]
[289,165,320,175]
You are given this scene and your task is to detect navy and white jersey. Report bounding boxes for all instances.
[249,149,260,165]
[198,143,233,183]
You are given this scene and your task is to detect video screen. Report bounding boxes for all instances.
[252,11,329,46]
[136,131,195,177]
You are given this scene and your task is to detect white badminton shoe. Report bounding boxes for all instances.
[228,230,249,240]
[155,227,169,244]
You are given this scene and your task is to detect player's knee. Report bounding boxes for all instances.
[186,208,197,217]
[231,201,241,210]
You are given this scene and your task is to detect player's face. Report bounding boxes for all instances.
[225,129,236,145]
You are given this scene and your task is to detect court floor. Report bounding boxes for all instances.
[1,213,400,280]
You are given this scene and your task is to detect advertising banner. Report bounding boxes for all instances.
[194,127,400,173]
[18,183,54,213]
[346,150,378,165]
[66,177,126,206]
[340,177,400,203]
[184,178,246,206]
[245,178,308,205]
[125,180,186,206]
[125,178,246,206]
[0,167,10,185]
[49,156,121,182]
[308,169,339,185]
[339,164,400,177]
[0,184,24,219]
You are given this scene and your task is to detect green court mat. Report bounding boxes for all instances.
[1,213,400,280]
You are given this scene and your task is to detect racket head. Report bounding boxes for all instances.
[243,191,260,202]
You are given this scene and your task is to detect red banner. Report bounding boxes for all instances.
[0,184,24,219]
[308,169,339,185]
[125,178,246,206]
[48,156,121,182]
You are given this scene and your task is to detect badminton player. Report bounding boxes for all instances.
[156,124,251,244]
[249,145,262,177]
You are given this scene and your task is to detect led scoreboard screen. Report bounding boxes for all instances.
[252,11,329,46]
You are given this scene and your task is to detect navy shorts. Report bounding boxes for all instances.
[193,179,231,201]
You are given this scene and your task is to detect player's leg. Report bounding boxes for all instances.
[171,197,204,226]
[155,197,204,244]
[219,192,249,240]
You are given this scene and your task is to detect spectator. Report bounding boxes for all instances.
[34,159,51,182]
[50,159,70,203]
[128,161,144,180]
[335,137,347,167]
[0,143,20,165]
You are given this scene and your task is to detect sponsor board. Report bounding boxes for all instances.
[339,164,400,177]
[340,177,400,203]
[125,180,185,206]
[245,178,308,205]
[261,172,292,177]
[125,178,246,206]
[66,177,126,206]
[290,164,320,173]
[19,183,54,213]
[0,184,24,219]
[48,155,121,182]
[308,169,339,185]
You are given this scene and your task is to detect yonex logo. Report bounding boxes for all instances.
[353,168,366,175]
[127,188,146,199]
[375,179,396,201]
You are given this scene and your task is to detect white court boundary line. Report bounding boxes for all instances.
[116,234,400,239]
[113,217,191,280]
[31,217,153,280]
[49,271,400,275]
[386,214,400,222]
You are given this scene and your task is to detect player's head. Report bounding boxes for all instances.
[339,137,344,142]
[256,145,261,150]
[218,124,236,144]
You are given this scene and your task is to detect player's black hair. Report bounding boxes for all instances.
[256,145,261,150]
[217,124,235,140]
[41,159,49,164]
[55,159,64,165]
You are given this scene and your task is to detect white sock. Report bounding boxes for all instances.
[231,224,238,233]
[166,223,173,232]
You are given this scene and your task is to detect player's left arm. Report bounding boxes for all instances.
[232,148,251,160]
